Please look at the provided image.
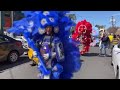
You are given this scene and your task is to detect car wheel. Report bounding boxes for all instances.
[116,67,119,79]
[8,51,19,63]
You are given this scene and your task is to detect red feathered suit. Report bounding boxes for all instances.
[72,20,93,55]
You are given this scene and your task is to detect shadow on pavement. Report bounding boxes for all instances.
[91,45,99,47]
[0,57,31,72]
[98,55,112,57]
[82,53,99,57]
[106,55,112,57]
[81,59,84,62]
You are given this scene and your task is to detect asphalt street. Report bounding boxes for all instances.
[0,47,115,79]
[0,56,39,79]
[73,46,115,79]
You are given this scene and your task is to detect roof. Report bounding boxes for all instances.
[115,28,120,35]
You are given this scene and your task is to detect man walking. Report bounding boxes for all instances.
[99,33,109,56]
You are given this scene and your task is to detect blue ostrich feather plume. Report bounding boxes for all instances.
[7,11,81,79]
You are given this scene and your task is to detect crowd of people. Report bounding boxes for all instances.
[99,33,120,56]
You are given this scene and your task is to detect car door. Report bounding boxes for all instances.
[112,45,118,61]
[113,45,120,67]
[112,44,120,77]
[0,36,10,61]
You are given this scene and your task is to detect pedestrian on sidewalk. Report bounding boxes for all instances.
[108,33,113,55]
[117,35,120,43]
[99,33,109,56]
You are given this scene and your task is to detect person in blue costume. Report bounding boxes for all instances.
[7,11,81,79]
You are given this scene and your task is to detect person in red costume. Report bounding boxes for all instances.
[71,20,93,55]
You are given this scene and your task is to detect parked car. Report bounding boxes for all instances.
[111,44,120,79]
[0,34,27,63]
[12,35,28,55]
[4,31,28,49]
[4,31,28,55]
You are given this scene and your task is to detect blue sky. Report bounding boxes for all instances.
[69,11,120,29]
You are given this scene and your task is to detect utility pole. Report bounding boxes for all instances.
[110,16,116,27]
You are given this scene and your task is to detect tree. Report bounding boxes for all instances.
[66,14,76,22]
[115,28,120,35]
[69,14,76,20]
[70,26,75,34]
[95,25,105,29]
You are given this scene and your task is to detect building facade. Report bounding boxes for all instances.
[0,11,24,34]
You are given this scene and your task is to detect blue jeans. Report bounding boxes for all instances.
[99,43,107,55]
